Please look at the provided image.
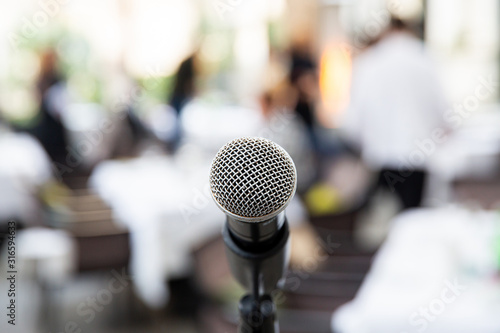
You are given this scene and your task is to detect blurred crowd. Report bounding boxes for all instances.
[1,0,500,333]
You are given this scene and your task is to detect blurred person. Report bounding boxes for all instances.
[169,54,197,114]
[341,18,448,209]
[30,49,69,165]
[259,49,296,116]
[168,53,198,149]
[288,42,322,153]
[260,49,318,191]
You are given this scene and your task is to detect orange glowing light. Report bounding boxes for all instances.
[319,42,352,127]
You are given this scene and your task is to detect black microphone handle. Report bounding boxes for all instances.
[223,215,290,295]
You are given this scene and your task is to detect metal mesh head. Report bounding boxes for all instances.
[210,137,297,222]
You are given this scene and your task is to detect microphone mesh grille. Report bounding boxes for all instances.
[210,137,296,220]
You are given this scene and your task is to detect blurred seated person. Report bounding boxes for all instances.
[341,18,448,209]
[30,49,69,165]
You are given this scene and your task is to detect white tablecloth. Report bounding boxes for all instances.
[0,130,52,225]
[332,206,500,333]
[89,150,222,308]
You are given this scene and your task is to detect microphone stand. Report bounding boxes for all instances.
[238,294,277,333]
[222,214,290,333]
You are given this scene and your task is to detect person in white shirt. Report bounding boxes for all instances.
[341,18,448,209]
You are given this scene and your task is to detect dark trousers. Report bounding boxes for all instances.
[376,168,427,209]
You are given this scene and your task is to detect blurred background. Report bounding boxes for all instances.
[0,0,500,332]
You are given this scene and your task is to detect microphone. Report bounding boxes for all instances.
[210,137,297,333]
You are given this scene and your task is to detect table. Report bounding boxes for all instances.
[332,206,500,333]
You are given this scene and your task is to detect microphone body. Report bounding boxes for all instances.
[224,212,290,296]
